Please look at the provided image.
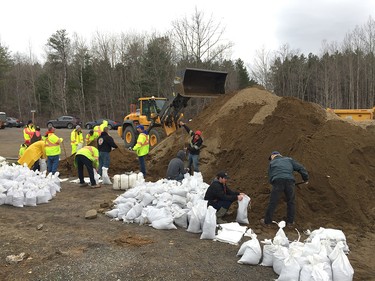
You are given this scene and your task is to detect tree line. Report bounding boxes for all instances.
[253,16,375,110]
[1,12,375,127]
[0,9,253,125]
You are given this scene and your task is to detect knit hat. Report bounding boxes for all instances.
[27,120,33,125]
[76,125,81,130]
[269,151,281,160]
[136,125,144,130]
[195,130,202,136]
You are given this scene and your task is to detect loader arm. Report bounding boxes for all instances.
[148,68,228,136]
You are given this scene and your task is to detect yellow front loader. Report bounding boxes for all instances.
[117,68,228,149]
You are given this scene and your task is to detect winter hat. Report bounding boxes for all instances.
[136,125,144,130]
[217,171,229,179]
[269,151,281,160]
[76,125,81,130]
[195,130,202,136]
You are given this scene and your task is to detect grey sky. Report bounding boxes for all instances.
[0,0,374,65]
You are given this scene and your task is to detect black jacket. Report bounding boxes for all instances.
[268,156,308,183]
[204,179,239,206]
[182,124,203,155]
[97,132,118,152]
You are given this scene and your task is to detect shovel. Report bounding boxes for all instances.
[61,141,71,171]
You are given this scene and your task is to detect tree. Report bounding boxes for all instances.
[171,7,233,66]
[235,58,253,89]
[46,29,71,114]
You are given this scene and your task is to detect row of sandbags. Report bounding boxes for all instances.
[0,161,61,207]
[236,222,353,281]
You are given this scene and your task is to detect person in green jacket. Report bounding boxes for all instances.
[75,146,100,188]
[131,125,149,177]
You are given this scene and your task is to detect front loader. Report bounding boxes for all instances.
[117,68,228,149]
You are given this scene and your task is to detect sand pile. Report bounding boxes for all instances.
[60,87,375,231]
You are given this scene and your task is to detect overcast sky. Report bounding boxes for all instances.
[1,0,374,65]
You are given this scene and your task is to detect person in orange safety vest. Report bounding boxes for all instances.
[23,120,35,146]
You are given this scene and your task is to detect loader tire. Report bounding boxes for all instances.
[124,126,137,148]
[149,128,166,149]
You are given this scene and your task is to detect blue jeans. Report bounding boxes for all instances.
[264,179,296,224]
[138,156,146,177]
[47,155,60,175]
[188,153,199,172]
[99,151,110,176]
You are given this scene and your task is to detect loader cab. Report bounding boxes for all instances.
[140,97,167,120]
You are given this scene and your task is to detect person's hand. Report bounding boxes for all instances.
[179,121,185,126]
[128,147,133,151]
[305,181,309,185]
[237,194,244,201]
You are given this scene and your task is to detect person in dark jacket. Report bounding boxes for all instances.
[260,151,309,228]
[166,150,189,181]
[204,171,245,223]
[179,121,203,173]
[97,127,118,176]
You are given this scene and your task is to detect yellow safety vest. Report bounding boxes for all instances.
[23,126,35,145]
[45,133,62,156]
[133,133,149,157]
[75,146,99,168]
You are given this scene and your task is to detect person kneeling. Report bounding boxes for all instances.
[204,171,245,224]
[166,150,189,181]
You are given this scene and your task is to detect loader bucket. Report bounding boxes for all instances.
[174,68,228,98]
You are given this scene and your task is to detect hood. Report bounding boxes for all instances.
[177,150,186,160]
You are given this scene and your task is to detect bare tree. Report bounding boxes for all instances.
[171,7,233,66]
[251,46,272,90]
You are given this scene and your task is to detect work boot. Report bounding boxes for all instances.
[216,208,228,224]
[79,183,88,187]
[260,218,271,228]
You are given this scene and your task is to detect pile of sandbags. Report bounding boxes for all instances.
[0,163,61,207]
[237,221,354,281]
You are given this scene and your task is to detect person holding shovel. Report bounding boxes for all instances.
[74,146,100,188]
[260,151,309,228]
[179,121,203,173]
[44,127,63,175]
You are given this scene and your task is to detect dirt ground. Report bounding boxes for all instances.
[1,87,375,280]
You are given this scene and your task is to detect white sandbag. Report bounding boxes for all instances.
[172,194,187,206]
[273,246,289,275]
[105,209,119,218]
[236,194,250,224]
[117,202,135,219]
[200,206,217,240]
[24,190,37,207]
[5,190,14,205]
[329,241,354,281]
[237,233,262,265]
[277,255,301,281]
[0,193,6,205]
[39,159,47,172]
[125,203,143,221]
[260,240,277,266]
[128,173,137,188]
[12,189,24,208]
[169,187,188,197]
[146,207,170,223]
[140,193,155,207]
[49,182,57,197]
[36,188,48,204]
[274,221,289,247]
[173,209,188,228]
[120,174,129,190]
[102,167,112,185]
[300,261,330,281]
[113,175,121,190]
[93,169,100,185]
[77,143,83,151]
[186,201,207,234]
[151,217,177,230]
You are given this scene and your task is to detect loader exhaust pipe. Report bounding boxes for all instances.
[174,68,228,98]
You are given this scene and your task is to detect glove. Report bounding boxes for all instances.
[128,147,133,151]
